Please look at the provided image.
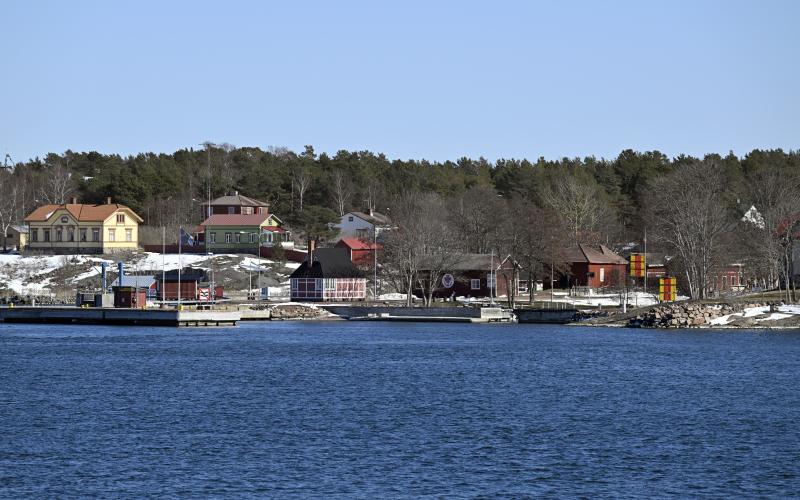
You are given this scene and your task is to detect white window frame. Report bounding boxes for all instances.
[471,279,481,290]
[209,232,216,244]
[599,267,605,283]
[225,233,232,244]
[250,232,257,244]
[125,228,133,242]
[108,229,116,242]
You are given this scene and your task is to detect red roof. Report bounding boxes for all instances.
[200,213,272,226]
[336,238,380,250]
[25,203,143,223]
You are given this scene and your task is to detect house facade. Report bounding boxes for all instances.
[561,244,628,289]
[289,246,366,301]
[200,192,270,219]
[337,211,391,240]
[24,199,143,254]
[199,213,290,254]
[416,254,519,299]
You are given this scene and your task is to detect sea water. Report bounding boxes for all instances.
[1,322,799,497]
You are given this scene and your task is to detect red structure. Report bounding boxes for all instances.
[335,238,381,266]
[710,264,745,292]
[289,244,367,301]
[561,244,628,289]
[416,254,519,299]
[113,287,148,308]
[155,268,224,302]
[200,192,270,218]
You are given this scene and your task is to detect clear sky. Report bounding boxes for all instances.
[1,0,798,163]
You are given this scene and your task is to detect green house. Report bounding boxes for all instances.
[200,213,290,254]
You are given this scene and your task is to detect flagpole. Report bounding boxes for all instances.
[178,226,182,309]
[644,227,647,297]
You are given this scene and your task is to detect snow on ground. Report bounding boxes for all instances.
[710,305,800,326]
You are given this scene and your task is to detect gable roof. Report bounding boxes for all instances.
[346,211,391,225]
[563,244,628,265]
[24,203,143,223]
[418,253,518,272]
[205,193,268,207]
[289,248,365,279]
[336,238,380,250]
[200,213,272,227]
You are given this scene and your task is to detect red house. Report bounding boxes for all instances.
[335,238,381,266]
[416,254,520,299]
[200,191,270,218]
[155,268,223,302]
[561,244,628,289]
[289,245,367,301]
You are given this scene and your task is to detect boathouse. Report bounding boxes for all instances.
[289,244,366,301]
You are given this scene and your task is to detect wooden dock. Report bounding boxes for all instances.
[0,307,241,327]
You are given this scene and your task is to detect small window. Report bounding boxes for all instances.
[108,229,116,242]
[235,233,241,244]
[125,228,133,242]
[250,233,257,244]
[471,279,481,290]
[43,230,50,242]
[487,273,496,289]
[209,232,216,244]
[348,216,354,222]
[228,207,235,214]
[67,228,74,242]
[56,228,63,241]
[225,233,232,244]
[722,276,727,288]
[599,267,605,283]
[61,216,68,223]
[92,228,100,242]
[80,228,87,242]
[116,214,125,224]
[31,229,39,242]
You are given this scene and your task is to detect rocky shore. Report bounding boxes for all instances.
[628,302,791,328]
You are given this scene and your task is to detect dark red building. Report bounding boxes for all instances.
[155,268,223,302]
[561,244,628,289]
[417,254,519,299]
[200,192,270,218]
[335,238,381,266]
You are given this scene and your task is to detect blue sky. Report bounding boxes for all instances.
[1,0,798,163]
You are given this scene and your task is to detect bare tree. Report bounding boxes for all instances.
[42,160,75,204]
[449,185,504,254]
[540,176,614,244]
[331,169,353,217]
[0,171,21,251]
[741,168,800,301]
[292,167,312,213]
[645,161,731,299]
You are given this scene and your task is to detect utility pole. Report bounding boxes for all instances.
[373,226,378,301]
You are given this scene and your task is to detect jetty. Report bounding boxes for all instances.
[0,306,241,327]
[323,305,514,323]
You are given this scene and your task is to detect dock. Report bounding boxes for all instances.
[323,305,514,323]
[0,307,241,327]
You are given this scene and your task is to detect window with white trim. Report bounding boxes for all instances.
[250,232,257,244]
[125,228,133,242]
[225,233,232,243]
[108,229,116,242]
[599,267,605,283]
[209,232,216,244]
[471,279,481,290]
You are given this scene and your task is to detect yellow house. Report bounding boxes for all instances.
[24,199,143,254]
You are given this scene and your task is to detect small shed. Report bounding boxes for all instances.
[111,275,158,298]
[561,244,628,289]
[113,287,148,308]
[335,238,381,266]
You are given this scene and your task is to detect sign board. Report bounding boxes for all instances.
[198,287,210,301]
[629,253,646,278]
[442,274,455,288]
[658,277,677,302]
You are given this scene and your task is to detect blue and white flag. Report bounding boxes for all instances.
[180,227,195,246]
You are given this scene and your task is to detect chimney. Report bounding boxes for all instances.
[70,196,78,204]
[369,207,374,217]
[106,197,112,205]
[308,238,316,263]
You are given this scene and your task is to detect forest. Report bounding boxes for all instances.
[1,145,800,301]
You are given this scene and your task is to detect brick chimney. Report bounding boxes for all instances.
[308,238,316,263]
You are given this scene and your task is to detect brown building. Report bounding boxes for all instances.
[155,268,223,302]
[416,254,519,299]
[561,244,628,289]
[200,192,270,218]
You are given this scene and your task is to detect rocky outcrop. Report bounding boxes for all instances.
[267,303,329,320]
[629,302,775,328]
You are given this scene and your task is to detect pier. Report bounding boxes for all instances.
[0,307,241,327]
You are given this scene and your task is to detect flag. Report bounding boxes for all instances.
[180,227,195,246]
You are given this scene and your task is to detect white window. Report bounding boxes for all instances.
[487,273,496,289]
[209,232,216,244]
[61,216,68,223]
[108,229,116,242]
[116,214,125,224]
[228,207,235,214]
[225,233,232,243]
[236,233,241,243]
[92,228,100,242]
[599,267,605,283]
[125,228,133,242]
[250,232,257,244]
[471,279,481,290]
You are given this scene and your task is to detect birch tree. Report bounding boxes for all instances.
[331,169,353,216]
[645,161,731,299]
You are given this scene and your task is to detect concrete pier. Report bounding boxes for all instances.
[0,307,241,327]
[323,305,513,323]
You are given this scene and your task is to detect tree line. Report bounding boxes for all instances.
[1,146,799,300]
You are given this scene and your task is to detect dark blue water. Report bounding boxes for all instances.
[2,322,800,498]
